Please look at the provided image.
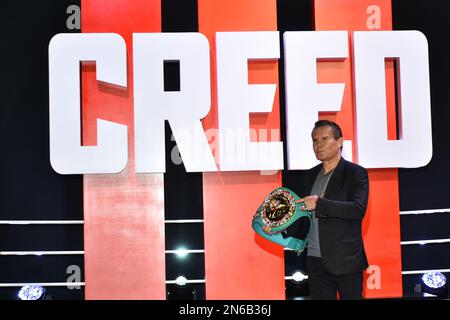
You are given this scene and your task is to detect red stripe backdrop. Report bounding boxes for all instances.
[198,0,285,299]
[81,0,166,299]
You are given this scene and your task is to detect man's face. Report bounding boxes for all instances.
[312,126,343,162]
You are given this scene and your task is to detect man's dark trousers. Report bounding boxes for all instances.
[307,256,363,300]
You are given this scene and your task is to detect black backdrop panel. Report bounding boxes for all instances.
[0,0,83,300]
[165,253,205,280]
[0,286,84,300]
[401,243,450,271]
[0,255,84,283]
[393,1,450,211]
[165,223,204,251]
[1,1,83,221]
[0,224,84,251]
[400,213,450,242]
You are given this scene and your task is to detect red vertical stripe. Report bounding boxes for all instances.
[198,0,285,299]
[81,0,166,299]
[314,0,403,298]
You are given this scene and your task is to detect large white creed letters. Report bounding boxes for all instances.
[353,31,432,168]
[48,31,433,174]
[216,32,284,171]
[49,33,128,174]
[283,31,348,170]
[133,33,216,173]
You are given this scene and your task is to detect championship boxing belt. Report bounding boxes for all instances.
[252,187,312,253]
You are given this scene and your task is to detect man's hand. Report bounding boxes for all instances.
[262,225,271,233]
[297,195,319,211]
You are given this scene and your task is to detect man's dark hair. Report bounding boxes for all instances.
[311,120,343,139]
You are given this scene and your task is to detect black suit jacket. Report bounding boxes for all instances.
[286,157,369,275]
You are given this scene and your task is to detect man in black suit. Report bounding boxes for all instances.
[289,120,369,300]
